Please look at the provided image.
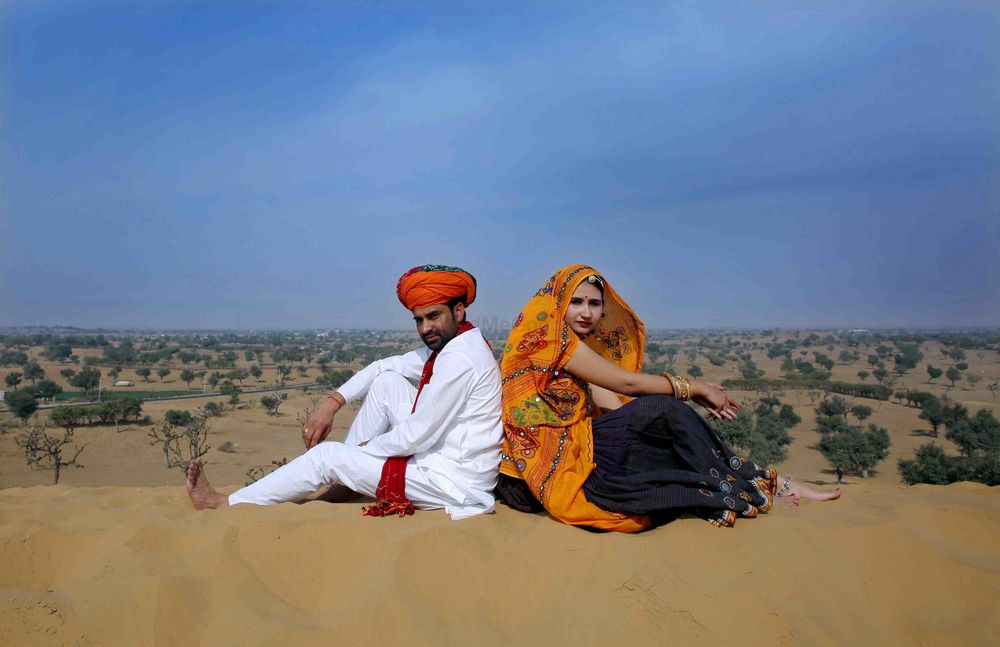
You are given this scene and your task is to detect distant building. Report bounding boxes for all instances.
[114,380,134,387]
[0,390,5,401]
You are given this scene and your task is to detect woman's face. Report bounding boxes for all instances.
[564,281,604,337]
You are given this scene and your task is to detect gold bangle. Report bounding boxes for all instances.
[660,372,681,400]
[662,373,691,401]
[677,376,692,401]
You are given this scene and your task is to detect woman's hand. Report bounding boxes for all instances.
[691,381,742,421]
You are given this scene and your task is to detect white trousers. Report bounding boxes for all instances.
[229,372,460,510]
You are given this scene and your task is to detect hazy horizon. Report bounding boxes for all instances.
[3,2,998,330]
[1,322,997,336]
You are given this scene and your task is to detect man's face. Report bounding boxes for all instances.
[412,302,464,351]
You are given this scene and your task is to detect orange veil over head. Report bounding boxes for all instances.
[499,264,650,532]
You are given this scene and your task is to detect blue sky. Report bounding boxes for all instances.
[2,1,997,330]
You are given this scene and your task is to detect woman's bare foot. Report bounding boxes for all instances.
[775,475,840,505]
[776,492,800,507]
[186,459,230,510]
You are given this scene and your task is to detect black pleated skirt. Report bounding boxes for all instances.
[583,395,775,526]
[496,395,775,527]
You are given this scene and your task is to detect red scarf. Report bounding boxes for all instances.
[362,321,478,517]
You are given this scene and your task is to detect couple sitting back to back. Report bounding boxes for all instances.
[188,263,838,532]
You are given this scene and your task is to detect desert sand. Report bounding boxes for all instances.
[2,337,999,645]
[1,480,997,645]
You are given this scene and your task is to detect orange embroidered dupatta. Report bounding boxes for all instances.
[499,264,650,533]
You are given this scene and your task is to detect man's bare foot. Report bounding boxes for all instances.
[776,475,840,503]
[186,459,230,510]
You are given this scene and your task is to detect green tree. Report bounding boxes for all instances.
[34,379,63,403]
[739,360,764,379]
[898,444,958,485]
[42,342,73,362]
[0,350,28,366]
[893,343,923,376]
[715,401,795,467]
[164,409,193,427]
[813,352,835,373]
[23,362,45,386]
[857,370,869,382]
[946,409,1000,458]
[945,366,962,387]
[157,367,171,382]
[200,401,225,417]
[817,396,850,421]
[136,367,152,382]
[6,389,38,422]
[59,368,77,382]
[850,404,873,425]
[817,422,890,482]
[917,396,949,436]
[5,371,22,391]
[50,407,83,433]
[250,364,263,383]
[926,364,943,383]
[966,374,981,390]
[219,381,242,407]
[180,369,196,389]
[686,364,703,378]
[260,393,286,416]
[70,367,101,398]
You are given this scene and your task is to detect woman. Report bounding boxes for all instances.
[496,264,838,532]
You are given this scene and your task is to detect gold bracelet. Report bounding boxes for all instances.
[677,376,692,401]
[660,372,682,400]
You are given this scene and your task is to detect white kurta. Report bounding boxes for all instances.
[229,328,503,520]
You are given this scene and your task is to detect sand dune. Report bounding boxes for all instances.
[1,481,997,645]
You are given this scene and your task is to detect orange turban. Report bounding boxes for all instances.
[396,264,477,311]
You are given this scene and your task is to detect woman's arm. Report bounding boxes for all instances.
[590,383,624,412]
[564,340,672,396]
[563,340,741,419]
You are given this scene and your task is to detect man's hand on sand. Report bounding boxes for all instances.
[302,395,344,449]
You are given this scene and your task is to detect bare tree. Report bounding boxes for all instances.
[296,396,323,426]
[16,425,86,484]
[148,413,210,470]
[245,457,289,486]
[986,378,998,402]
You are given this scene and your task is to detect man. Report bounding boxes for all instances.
[186,264,503,520]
